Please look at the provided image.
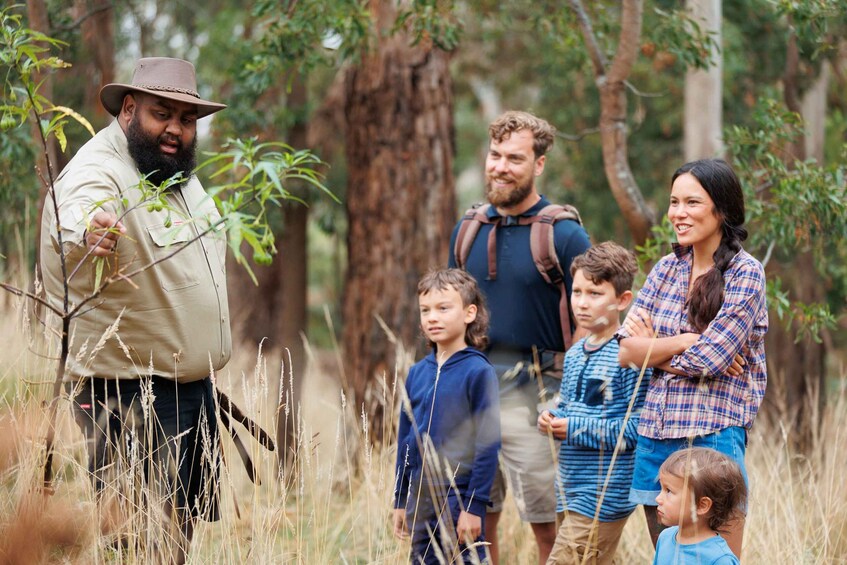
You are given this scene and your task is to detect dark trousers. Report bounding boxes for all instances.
[69,376,220,521]
[408,491,488,564]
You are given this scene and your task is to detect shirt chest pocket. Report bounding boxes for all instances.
[146,223,201,291]
[582,376,611,407]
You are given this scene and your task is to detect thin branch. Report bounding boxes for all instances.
[67,180,266,320]
[761,240,776,268]
[0,283,61,315]
[568,0,608,76]
[755,179,774,194]
[625,80,664,98]
[74,300,108,319]
[556,127,601,142]
[24,344,61,362]
[54,3,114,32]
[607,0,643,83]
[66,188,162,284]
[66,216,224,319]
[286,0,300,17]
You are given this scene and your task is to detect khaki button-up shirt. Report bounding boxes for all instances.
[40,120,232,382]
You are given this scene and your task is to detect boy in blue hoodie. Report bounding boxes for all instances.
[537,242,651,564]
[394,269,501,564]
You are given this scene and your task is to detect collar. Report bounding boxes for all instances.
[104,119,133,166]
[582,336,615,355]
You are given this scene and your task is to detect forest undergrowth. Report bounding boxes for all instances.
[0,297,844,564]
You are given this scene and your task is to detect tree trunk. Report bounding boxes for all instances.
[570,0,655,245]
[761,24,827,451]
[684,0,723,160]
[763,254,826,450]
[800,61,830,164]
[222,75,310,469]
[275,76,309,469]
[75,0,115,130]
[342,1,455,439]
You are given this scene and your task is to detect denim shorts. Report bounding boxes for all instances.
[628,426,748,506]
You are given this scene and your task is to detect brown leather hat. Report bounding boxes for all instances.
[99,57,226,118]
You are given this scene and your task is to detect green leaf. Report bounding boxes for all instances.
[54,125,66,152]
[94,257,105,290]
[46,105,95,137]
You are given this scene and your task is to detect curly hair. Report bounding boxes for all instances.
[417,269,489,351]
[660,447,747,533]
[570,241,638,296]
[488,111,556,158]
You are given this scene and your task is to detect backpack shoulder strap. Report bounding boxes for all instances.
[527,203,583,351]
[528,204,582,285]
[453,203,493,271]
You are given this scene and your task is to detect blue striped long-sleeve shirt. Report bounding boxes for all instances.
[551,337,650,521]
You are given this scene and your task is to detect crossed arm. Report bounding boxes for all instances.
[618,308,744,377]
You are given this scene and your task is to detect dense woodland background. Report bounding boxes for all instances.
[1,1,847,562]
[2,0,846,464]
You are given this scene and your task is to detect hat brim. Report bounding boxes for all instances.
[100,83,226,119]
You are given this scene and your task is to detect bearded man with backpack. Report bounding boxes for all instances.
[448,111,591,564]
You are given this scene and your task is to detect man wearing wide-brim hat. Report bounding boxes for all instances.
[40,57,230,564]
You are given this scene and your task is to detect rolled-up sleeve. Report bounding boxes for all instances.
[50,167,118,248]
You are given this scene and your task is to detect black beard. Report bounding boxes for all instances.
[126,118,197,189]
[485,175,534,209]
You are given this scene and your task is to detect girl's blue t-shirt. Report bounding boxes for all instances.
[653,527,740,565]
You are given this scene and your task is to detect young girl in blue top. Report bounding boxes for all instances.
[393,269,501,564]
[653,447,747,565]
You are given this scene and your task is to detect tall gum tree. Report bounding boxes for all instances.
[342,0,455,438]
[684,0,723,160]
[763,17,829,449]
[569,0,656,245]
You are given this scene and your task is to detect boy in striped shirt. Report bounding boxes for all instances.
[537,242,650,565]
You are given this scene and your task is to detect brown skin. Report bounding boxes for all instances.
[87,93,201,565]
[84,212,126,256]
[84,93,198,257]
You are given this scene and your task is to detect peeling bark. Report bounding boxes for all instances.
[342,4,455,437]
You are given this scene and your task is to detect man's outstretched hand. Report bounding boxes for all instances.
[85,211,126,257]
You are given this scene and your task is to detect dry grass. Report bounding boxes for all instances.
[0,297,845,564]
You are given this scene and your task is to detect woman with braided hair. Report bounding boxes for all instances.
[616,158,768,560]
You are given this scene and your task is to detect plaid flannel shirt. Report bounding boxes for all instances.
[617,245,768,439]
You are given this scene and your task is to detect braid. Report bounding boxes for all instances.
[688,224,747,332]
